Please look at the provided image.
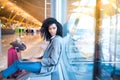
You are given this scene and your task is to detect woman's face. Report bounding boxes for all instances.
[48,23,57,37]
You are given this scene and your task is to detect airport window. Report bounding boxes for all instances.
[61,0,120,80]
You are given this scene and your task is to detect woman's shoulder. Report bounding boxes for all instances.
[52,36,64,46]
[53,35,63,42]
[54,35,62,40]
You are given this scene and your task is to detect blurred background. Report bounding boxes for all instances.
[0,0,120,80]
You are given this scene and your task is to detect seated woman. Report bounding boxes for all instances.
[0,17,63,80]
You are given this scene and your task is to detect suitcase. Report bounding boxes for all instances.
[8,47,22,78]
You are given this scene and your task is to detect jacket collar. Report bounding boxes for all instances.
[50,35,56,40]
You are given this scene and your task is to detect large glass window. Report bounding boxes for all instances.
[61,0,96,80]
[100,0,120,79]
[61,0,120,80]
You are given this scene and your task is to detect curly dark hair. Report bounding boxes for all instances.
[40,17,63,41]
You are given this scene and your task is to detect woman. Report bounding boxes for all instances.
[0,17,63,79]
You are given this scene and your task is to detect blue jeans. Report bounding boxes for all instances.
[2,60,42,78]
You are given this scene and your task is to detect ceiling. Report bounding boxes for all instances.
[0,0,119,27]
[0,0,51,26]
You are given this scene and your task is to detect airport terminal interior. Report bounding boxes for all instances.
[0,0,120,80]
